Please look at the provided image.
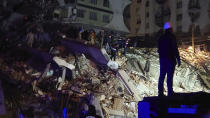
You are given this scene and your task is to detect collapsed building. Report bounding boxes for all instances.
[0,34,209,118]
[0,0,210,118]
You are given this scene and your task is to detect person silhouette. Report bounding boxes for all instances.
[158,22,181,96]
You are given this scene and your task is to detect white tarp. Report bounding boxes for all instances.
[107,60,119,70]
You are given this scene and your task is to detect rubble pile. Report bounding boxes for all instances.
[0,45,210,118]
[179,46,210,72]
[0,50,139,117]
[75,54,138,118]
[125,48,210,99]
[179,47,210,88]
[0,54,88,117]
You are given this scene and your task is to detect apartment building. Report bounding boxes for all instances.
[54,0,130,34]
[126,0,210,43]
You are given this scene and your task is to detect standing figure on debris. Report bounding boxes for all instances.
[90,30,96,45]
[100,30,104,48]
[105,35,111,54]
[158,22,181,96]
[133,39,137,48]
[111,44,117,61]
[124,38,129,55]
[79,27,84,40]
[26,31,34,47]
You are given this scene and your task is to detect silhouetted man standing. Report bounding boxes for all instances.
[158,22,181,96]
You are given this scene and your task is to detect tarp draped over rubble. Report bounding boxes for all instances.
[27,48,53,72]
[61,40,108,69]
[61,40,88,55]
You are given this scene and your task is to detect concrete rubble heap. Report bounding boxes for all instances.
[0,50,137,117]
[0,46,210,118]
[125,48,210,98]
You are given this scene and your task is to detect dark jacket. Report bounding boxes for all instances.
[158,31,180,64]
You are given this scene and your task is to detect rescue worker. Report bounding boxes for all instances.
[105,35,111,54]
[158,22,181,96]
[110,44,117,61]
[124,38,129,55]
[26,30,34,48]
[90,30,96,45]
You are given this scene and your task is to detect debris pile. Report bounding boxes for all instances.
[125,48,210,97]
[0,46,210,118]
[0,48,138,118]
[179,47,210,88]
[179,46,210,72]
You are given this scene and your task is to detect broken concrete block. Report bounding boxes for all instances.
[53,56,75,70]
[91,77,100,85]
[103,106,125,117]
[71,86,82,94]
[100,95,106,101]
[113,98,124,110]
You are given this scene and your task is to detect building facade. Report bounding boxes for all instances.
[54,0,130,35]
[54,0,210,47]
[127,0,210,41]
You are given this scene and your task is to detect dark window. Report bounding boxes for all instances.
[176,14,182,21]
[64,0,76,4]
[136,28,139,33]
[195,25,200,34]
[146,1,150,7]
[90,0,97,5]
[155,13,162,27]
[103,0,109,7]
[136,7,140,12]
[209,3,210,12]
[189,0,200,9]
[189,12,193,17]
[137,0,141,3]
[146,23,149,29]
[177,1,182,8]
[146,12,149,17]
[103,15,110,23]
[77,9,85,18]
[89,12,97,20]
[145,33,150,39]
[137,18,141,24]
[177,26,182,32]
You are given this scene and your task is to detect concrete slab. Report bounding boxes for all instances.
[118,70,141,101]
